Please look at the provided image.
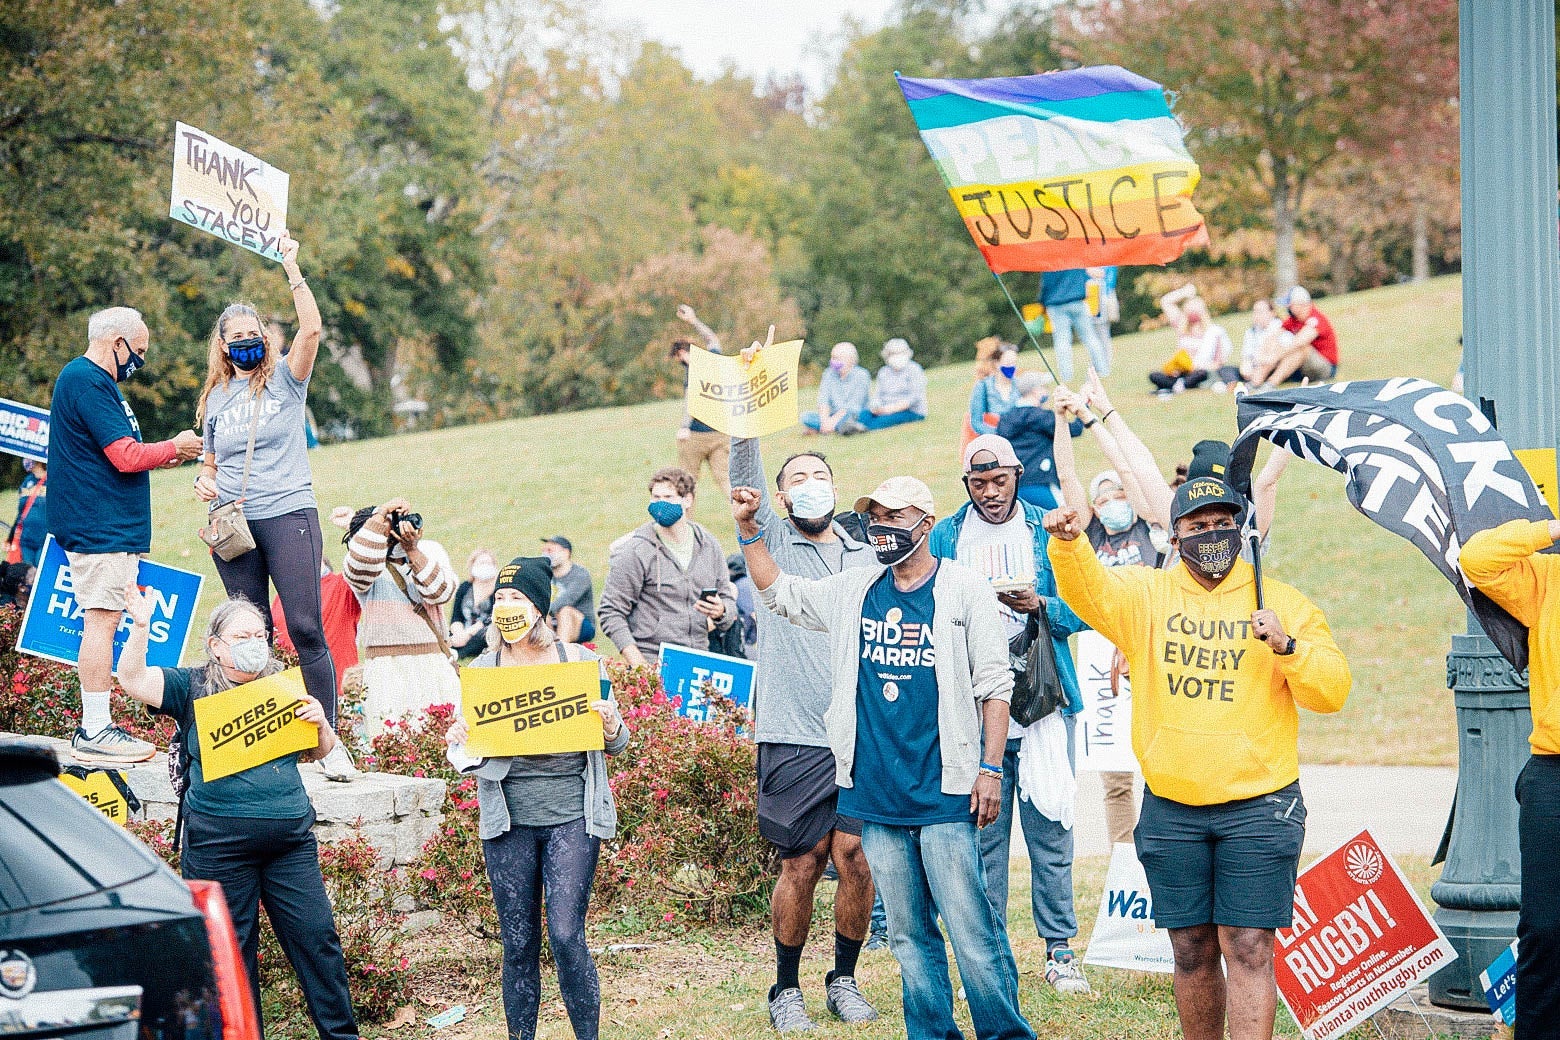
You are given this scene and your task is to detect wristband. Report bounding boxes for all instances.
[1083,418,1097,429]
[290,277,307,291]
[737,530,764,546]
[979,763,1003,778]
[1101,409,1117,423]
[1276,636,1297,656]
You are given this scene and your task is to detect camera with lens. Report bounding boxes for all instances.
[385,510,423,543]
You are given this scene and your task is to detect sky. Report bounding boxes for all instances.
[590,0,902,96]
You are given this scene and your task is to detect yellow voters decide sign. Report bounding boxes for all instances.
[461,661,605,758]
[193,669,318,782]
[686,341,802,437]
[170,121,290,262]
[1516,447,1560,519]
[60,770,132,825]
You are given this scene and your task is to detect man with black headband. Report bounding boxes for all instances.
[1045,439,1350,1040]
[734,475,1034,1040]
[728,432,878,1032]
[928,433,1092,996]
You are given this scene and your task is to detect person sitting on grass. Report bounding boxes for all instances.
[802,342,873,436]
[1149,284,1235,397]
[852,339,928,433]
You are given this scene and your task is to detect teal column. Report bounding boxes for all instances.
[1430,0,1560,1010]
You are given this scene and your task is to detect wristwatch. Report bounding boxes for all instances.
[1276,636,1297,656]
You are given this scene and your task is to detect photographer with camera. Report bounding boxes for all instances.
[342,496,460,736]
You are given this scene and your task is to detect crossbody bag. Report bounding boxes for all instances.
[198,399,261,562]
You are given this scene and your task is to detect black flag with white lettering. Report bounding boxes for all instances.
[1228,379,1555,672]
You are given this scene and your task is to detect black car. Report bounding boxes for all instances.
[0,740,257,1039]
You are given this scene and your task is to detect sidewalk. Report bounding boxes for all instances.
[1017,764,1458,860]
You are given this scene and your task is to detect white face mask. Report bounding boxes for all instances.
[471,562,498,582]
[886,355,909,371]
[786,478,836,520]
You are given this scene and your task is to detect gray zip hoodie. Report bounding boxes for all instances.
[598,520,738,658]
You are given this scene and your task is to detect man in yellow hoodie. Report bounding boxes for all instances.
[1461,516,1560,1040]
[1045,440,1350,1040]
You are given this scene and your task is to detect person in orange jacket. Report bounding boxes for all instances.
[1045,439,1350,1040]
[1461,516,1560,1039]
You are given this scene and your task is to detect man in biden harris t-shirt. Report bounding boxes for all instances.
[734,475,1034,1040]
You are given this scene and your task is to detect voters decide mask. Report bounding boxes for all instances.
[226,336,267,371]
[1178,528,1239,581]
[867,515,927,567]
[115,339,144,382]
[492,603,534,644]
[786,479,836,521]
[471,561,499,582]
[224,636,270,675]
[647,500,684,527]
[1097,499,1136,535]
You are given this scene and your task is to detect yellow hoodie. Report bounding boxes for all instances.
[1049,533,1351,806]
[1461,519,1560,756]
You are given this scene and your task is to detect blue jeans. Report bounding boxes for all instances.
[861,821,1035,1040]
[857,408,925,431]
[978,723,1077,946]
[1048,299,1110,381]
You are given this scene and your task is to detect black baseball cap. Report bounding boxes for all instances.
[1169,440,1246,526]
[541,535,573,552]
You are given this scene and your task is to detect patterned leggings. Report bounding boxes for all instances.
[483,817,602,1040]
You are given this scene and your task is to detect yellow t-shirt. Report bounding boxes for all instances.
[1461,519,1560,755]
[1049,533,1351,805]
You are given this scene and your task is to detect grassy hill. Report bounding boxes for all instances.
[136,275,1466,765]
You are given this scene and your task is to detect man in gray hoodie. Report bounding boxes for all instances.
[730,434,878,1032]
[598,466,737,666]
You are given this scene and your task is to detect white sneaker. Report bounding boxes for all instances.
[320,741,359,782]
[1045,949,1092,995]
[71,725,155,765]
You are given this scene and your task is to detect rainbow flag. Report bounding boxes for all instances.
[897,66,1209,273]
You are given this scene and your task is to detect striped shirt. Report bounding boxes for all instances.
[344,520,456,650]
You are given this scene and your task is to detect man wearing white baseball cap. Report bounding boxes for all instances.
[733,474,1034,1040]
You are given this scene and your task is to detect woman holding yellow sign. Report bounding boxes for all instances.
[116,586,359,1040]
[444,556,630,1040]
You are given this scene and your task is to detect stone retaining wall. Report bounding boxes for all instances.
[17,735,445,870]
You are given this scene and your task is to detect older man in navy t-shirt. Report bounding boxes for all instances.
[48,306,202,764]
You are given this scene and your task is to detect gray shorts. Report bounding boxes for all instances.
[757,743,861,859]
[1135,780,1306,930]
[64,552,141,612]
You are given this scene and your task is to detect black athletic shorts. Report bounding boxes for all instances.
[757,743,862,859]
[1135,780,1306,930]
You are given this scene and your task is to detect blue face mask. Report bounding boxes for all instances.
[999,364,1017,379]
[114,339,144,382]
[1097,498,1136,534]
[227,336,267,371]
[648,500,684,527]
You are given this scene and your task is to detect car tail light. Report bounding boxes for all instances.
[187,880,261,1040]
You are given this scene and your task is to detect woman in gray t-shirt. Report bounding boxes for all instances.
[443,556,630,1040]
[192,237,352,777]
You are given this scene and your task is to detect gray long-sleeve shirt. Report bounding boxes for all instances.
[729,436,875,746]
[869,361,929,417]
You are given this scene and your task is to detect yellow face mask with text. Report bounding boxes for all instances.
[493,603,534,644]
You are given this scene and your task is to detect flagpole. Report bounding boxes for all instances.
[991,269,1063,386]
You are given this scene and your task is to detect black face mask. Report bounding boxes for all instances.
[867,517,926,566]
[1178,528,1239,582]
[227,336,266,371]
